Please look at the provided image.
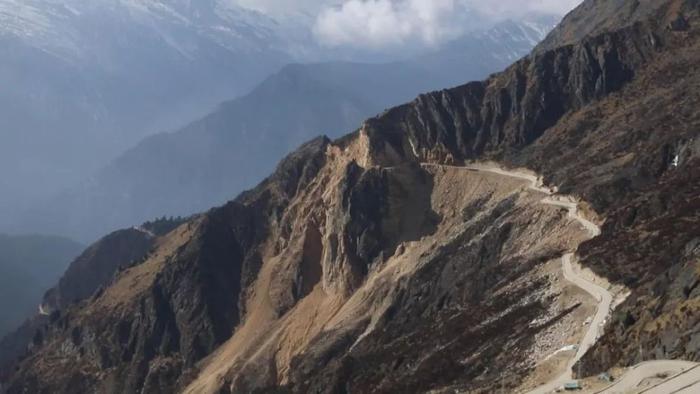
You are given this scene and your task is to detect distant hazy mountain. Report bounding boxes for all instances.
[0,0,301,217]
[415,16,559,88]
[6,0,700,391]
[0,234,82,338]
[16,17,558,241]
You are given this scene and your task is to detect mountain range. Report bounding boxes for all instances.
[0,0,558,230]
[0,0,301,217]
[2,0,699,393]
[8,16,558,241]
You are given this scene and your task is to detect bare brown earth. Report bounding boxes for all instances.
[4,0,700,392]
[4,135,594,393]
[183,159,590,393]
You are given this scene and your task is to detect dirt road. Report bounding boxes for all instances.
[422,163,612,393]
[451,163,700,394]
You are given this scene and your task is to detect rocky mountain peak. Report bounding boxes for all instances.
[2,0,700,392]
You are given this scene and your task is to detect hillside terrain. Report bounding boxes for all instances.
[3,0,700,393]
[0,235,82,338]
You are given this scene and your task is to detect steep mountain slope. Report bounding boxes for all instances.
[17,62,434,241]
[0,235,82,338]
[2,139,595,394]
[537,0,694,50]
[4,0,700,392]
[15,18,557,242]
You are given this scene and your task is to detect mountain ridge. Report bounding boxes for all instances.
[12,17,557,242]
[4,0,700,392]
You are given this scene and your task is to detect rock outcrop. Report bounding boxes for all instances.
[4,0,700,392]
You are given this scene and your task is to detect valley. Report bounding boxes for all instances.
[2,0,700,393]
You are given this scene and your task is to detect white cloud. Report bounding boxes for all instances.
[232,0,582,19]
[312,0,463,49]
[230,0,583,50]
[465,0,582,19]
[311,0,582,50]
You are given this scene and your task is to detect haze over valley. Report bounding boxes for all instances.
[2,1,700,393]
[0,0,568,242]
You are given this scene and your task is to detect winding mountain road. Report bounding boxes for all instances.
[425,163,699,393]
[424,163,610,393]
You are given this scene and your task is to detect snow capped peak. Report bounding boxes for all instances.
[0,0,82,60]
[475,15,559,63]
[0,0,301,63]
[0,1,562,66]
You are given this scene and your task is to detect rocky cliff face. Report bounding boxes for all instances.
[4,136,592,393]
[4,0,700,392]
